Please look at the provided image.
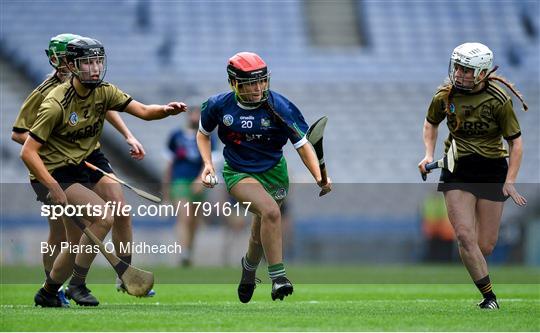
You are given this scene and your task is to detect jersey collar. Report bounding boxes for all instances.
[236,101,259,110]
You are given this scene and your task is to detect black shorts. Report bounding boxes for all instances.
[31,149,114,203]
[437,154,509,202]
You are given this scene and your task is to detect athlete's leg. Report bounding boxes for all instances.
[49,215,84,284]
[230,178,282,265]
[475,199,504,257]
[49,183,114,284]
[246,214,265,264]
[93,175,132,262]
[43,216,67,277]
[444,190,488,280]
[35,215,84,308]
[473,198,503,307]
[174,197,199,266]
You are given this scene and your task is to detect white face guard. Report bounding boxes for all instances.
[73,55,107,88]
[448,43,493,90]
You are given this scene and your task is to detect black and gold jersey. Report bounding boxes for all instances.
[426,82,521,159]
[12,75,61,133]
[29,81,132,175]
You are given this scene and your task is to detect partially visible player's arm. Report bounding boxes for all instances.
[124,100,187,120]
[11,131,28,145]
[506,136,523,184]
[296,143,321,182]
[20,136,66,205]
[297,143,332,194]
[503,136,526,206]
[419,119,439,173]
[105,111,146,160]
[196,130,216,187]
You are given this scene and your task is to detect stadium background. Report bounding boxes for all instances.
[1,0,539,270]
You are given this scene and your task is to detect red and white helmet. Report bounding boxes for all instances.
[227,52,270,107]
[448,42,493,90]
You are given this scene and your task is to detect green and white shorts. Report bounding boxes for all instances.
[222,157,289,202]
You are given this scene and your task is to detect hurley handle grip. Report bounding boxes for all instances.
[318,165,329,197]
[425,161,439,171]
[421,160,439,181]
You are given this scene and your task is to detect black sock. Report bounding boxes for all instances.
[475,275,496,299]
[43,277,61,295]
[69,264,89,286]
[119,255,132,265]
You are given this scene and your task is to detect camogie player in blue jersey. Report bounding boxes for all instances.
[197,52,331,302]
[164,106,217,267]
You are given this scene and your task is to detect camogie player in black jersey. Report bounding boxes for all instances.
[12,33,149,306]
[21,37,186,307]
[419,42,528,309]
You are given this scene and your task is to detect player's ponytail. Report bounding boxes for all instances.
[488,74,529,112]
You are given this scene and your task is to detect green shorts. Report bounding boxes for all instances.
[170,179,205,202]
[222,157,289,201]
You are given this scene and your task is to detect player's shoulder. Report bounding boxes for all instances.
[95,80,117,92]
[205,91,234,110]
[44,81,74,108]
[485,81,511,106]
[432,84,451,101]
[34,75,62,96]
[269,90,297,114]
[208,91,234,103]
[269,90,292,104]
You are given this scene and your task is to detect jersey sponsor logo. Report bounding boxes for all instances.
[226,131,243,145]
[64,118,104,142]
[223,114,234,126]
[68,112,79,126]
[246,134,263,141]
[448,118,490,136]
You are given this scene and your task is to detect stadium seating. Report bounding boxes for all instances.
[1,1,538,263]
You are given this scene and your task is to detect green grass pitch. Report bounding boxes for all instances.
[1,265,539,331]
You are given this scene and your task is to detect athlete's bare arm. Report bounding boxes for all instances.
[504,136,526,206]
[20,136,66,205]
[124,100,187,120]
[297,143,331,194]
[419,119,439,173]
[105,111,146,160]
[11,131,28,145]
[196,130,216,188]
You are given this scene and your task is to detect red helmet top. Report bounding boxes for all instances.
[227,52,267,79]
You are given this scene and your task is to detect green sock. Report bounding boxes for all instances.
[268,263,286,280]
